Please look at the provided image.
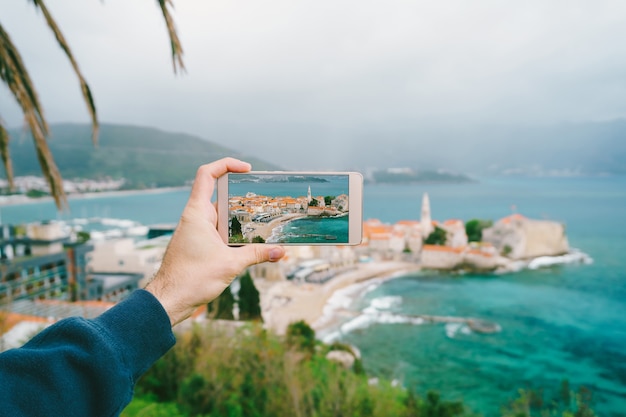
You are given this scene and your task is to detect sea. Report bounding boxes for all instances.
[1,175,625,416]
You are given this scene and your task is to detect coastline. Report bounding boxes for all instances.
[251,213,307,241]
[0,186,190,208]
[251,212,348,243]
[257,261,421,336]
[256,247,593,337]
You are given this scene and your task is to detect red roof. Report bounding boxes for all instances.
[422,244,465,254]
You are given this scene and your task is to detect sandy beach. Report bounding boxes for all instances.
[250,213,307,241]
[256,261,421,335]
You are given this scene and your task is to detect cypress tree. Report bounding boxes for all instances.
[231,217,242,238]
[238,270,263,321]
[214,286,235,320]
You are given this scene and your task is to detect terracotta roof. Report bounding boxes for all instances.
[466,249,493,257]
[396,220,420,226]
[1,312,50,334]
[500,213,526,224]
[422,244,465,254]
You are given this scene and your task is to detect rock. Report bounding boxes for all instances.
[326,350,355,369]
[482,214,569,260]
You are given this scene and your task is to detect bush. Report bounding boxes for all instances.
[465,219,493,242]
[425,226,447,246]
[134,322,472,417]
[286,320,316,355]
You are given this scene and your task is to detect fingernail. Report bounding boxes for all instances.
[269,247,283,262]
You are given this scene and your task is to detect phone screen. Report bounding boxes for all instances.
[226,173,352,244]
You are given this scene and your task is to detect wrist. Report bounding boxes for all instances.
[144,272,192,327]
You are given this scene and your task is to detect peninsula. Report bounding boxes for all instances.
[243,192,586,336]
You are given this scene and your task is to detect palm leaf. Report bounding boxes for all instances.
[28,0,99,145]
[157,0,186,74]
[0,22,66,209]
[0,2,185,210]
[0,24,48,137]
[0,120,14,191]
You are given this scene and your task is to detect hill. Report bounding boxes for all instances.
[215,119,626,175]
[3,123,281,188]
[348,120,626,176]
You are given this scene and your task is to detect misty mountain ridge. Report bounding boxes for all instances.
[348,119,626,176]
[194,119,626,176]
[3,120,625,189]
[2,123,281,188]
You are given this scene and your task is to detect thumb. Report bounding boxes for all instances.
[236,245,285,267]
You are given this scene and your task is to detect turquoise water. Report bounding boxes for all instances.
[351,176,626,416]
[1,176,625,415]
[268,215,349,243]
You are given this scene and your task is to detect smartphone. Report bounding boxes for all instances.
[217,171,363,245]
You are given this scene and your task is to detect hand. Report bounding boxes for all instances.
[145,157,285,326]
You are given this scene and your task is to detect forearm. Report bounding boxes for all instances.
[0,290,176,417]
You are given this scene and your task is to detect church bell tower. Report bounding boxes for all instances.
[421,192,433,238]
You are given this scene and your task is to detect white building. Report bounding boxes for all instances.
[87,236,170,285]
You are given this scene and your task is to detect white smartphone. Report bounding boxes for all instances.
[217,171,363,245]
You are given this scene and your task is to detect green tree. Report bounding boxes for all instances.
[230,216,243,239]
[0,1,183,209]
[324,195,335,206]
[76,230,90,243]
[501,383,597,417]
[252,235,265,243]
[238,270,262,321]
[422,391,465,417]
[208,286,235,320]
[25,189,48,198]
[465,219,493,242]
[425,226,447,246]
[286,320,316,355]
[309,198,319,207]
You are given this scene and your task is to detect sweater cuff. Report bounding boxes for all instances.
[94,289,176,380]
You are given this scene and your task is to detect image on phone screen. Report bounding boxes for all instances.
[227,173,351,244]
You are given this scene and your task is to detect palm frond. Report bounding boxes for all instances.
[32,125,65,210]
[0,23,48,137]
[0,2,185,210]
[28,0,99,145]
[0,22,67,209]
[157,0,186,74]
[0,120,14,191]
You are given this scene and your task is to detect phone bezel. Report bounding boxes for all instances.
[217,171,363,245]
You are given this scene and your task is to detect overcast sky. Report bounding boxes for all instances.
[2,1,626,169]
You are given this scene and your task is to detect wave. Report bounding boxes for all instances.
[266,223,286,243]
[320,292,503,343]
[527,249,593,270]
[445,322,472,338]
[321,294,423,343]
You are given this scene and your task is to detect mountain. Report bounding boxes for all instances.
[203,119,626,176]
[2,123,281,188]
[347,120,626,176]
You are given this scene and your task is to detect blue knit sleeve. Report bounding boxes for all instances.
[0,289,176,417]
